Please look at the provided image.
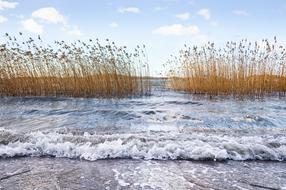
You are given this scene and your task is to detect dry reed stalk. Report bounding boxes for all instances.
[0,33,151,98]
[167,38,286,97]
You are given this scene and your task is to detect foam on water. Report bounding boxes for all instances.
[1,85,286,162]
[1,128,286,161]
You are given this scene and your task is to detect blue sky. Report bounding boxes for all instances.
[1,0,286,75]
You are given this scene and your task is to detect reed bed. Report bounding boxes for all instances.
[0,33,150,98]
[167,38,286,97]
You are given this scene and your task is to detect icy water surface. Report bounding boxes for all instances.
[1,81,286,189]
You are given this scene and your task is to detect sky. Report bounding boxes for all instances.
[0,0,286,76]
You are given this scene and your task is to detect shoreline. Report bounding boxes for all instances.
[1,157,285,190]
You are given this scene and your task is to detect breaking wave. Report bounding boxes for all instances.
[1,128,286,161]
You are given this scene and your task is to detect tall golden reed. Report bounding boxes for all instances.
[0,33,151,98]
[167,38,286,97]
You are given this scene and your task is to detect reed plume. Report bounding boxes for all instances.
[167,38,286,97]
[0,33,151,98]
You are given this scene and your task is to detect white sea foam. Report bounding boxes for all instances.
[113,169,130,187]
[1,128,286,161]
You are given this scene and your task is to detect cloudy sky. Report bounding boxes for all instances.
[1,0,286,75]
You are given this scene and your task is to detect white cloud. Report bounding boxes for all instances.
[154,6,167,11]
[0,0,18,10]
[233,10,248,16]
[175,12,190,20]
[67,26,81,36]
[188,0,195,5]
[153,24,200,36]
[109,22,119,28]
[0,15,7,23]
[21,18,43,35]
[118,7,141,14]
[197,8,210,20]
[32,7,66,24]
[210,21,218,27]
[10,13,24,19]
[61,25,82,36]
[31,7,82,36]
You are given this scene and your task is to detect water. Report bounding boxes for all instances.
[1,81,286,189]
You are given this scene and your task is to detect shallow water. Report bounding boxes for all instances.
[1,81,286,189]
[1,82,286,161]
[1,158,286,190]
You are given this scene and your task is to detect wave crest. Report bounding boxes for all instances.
[1,128,286,161]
